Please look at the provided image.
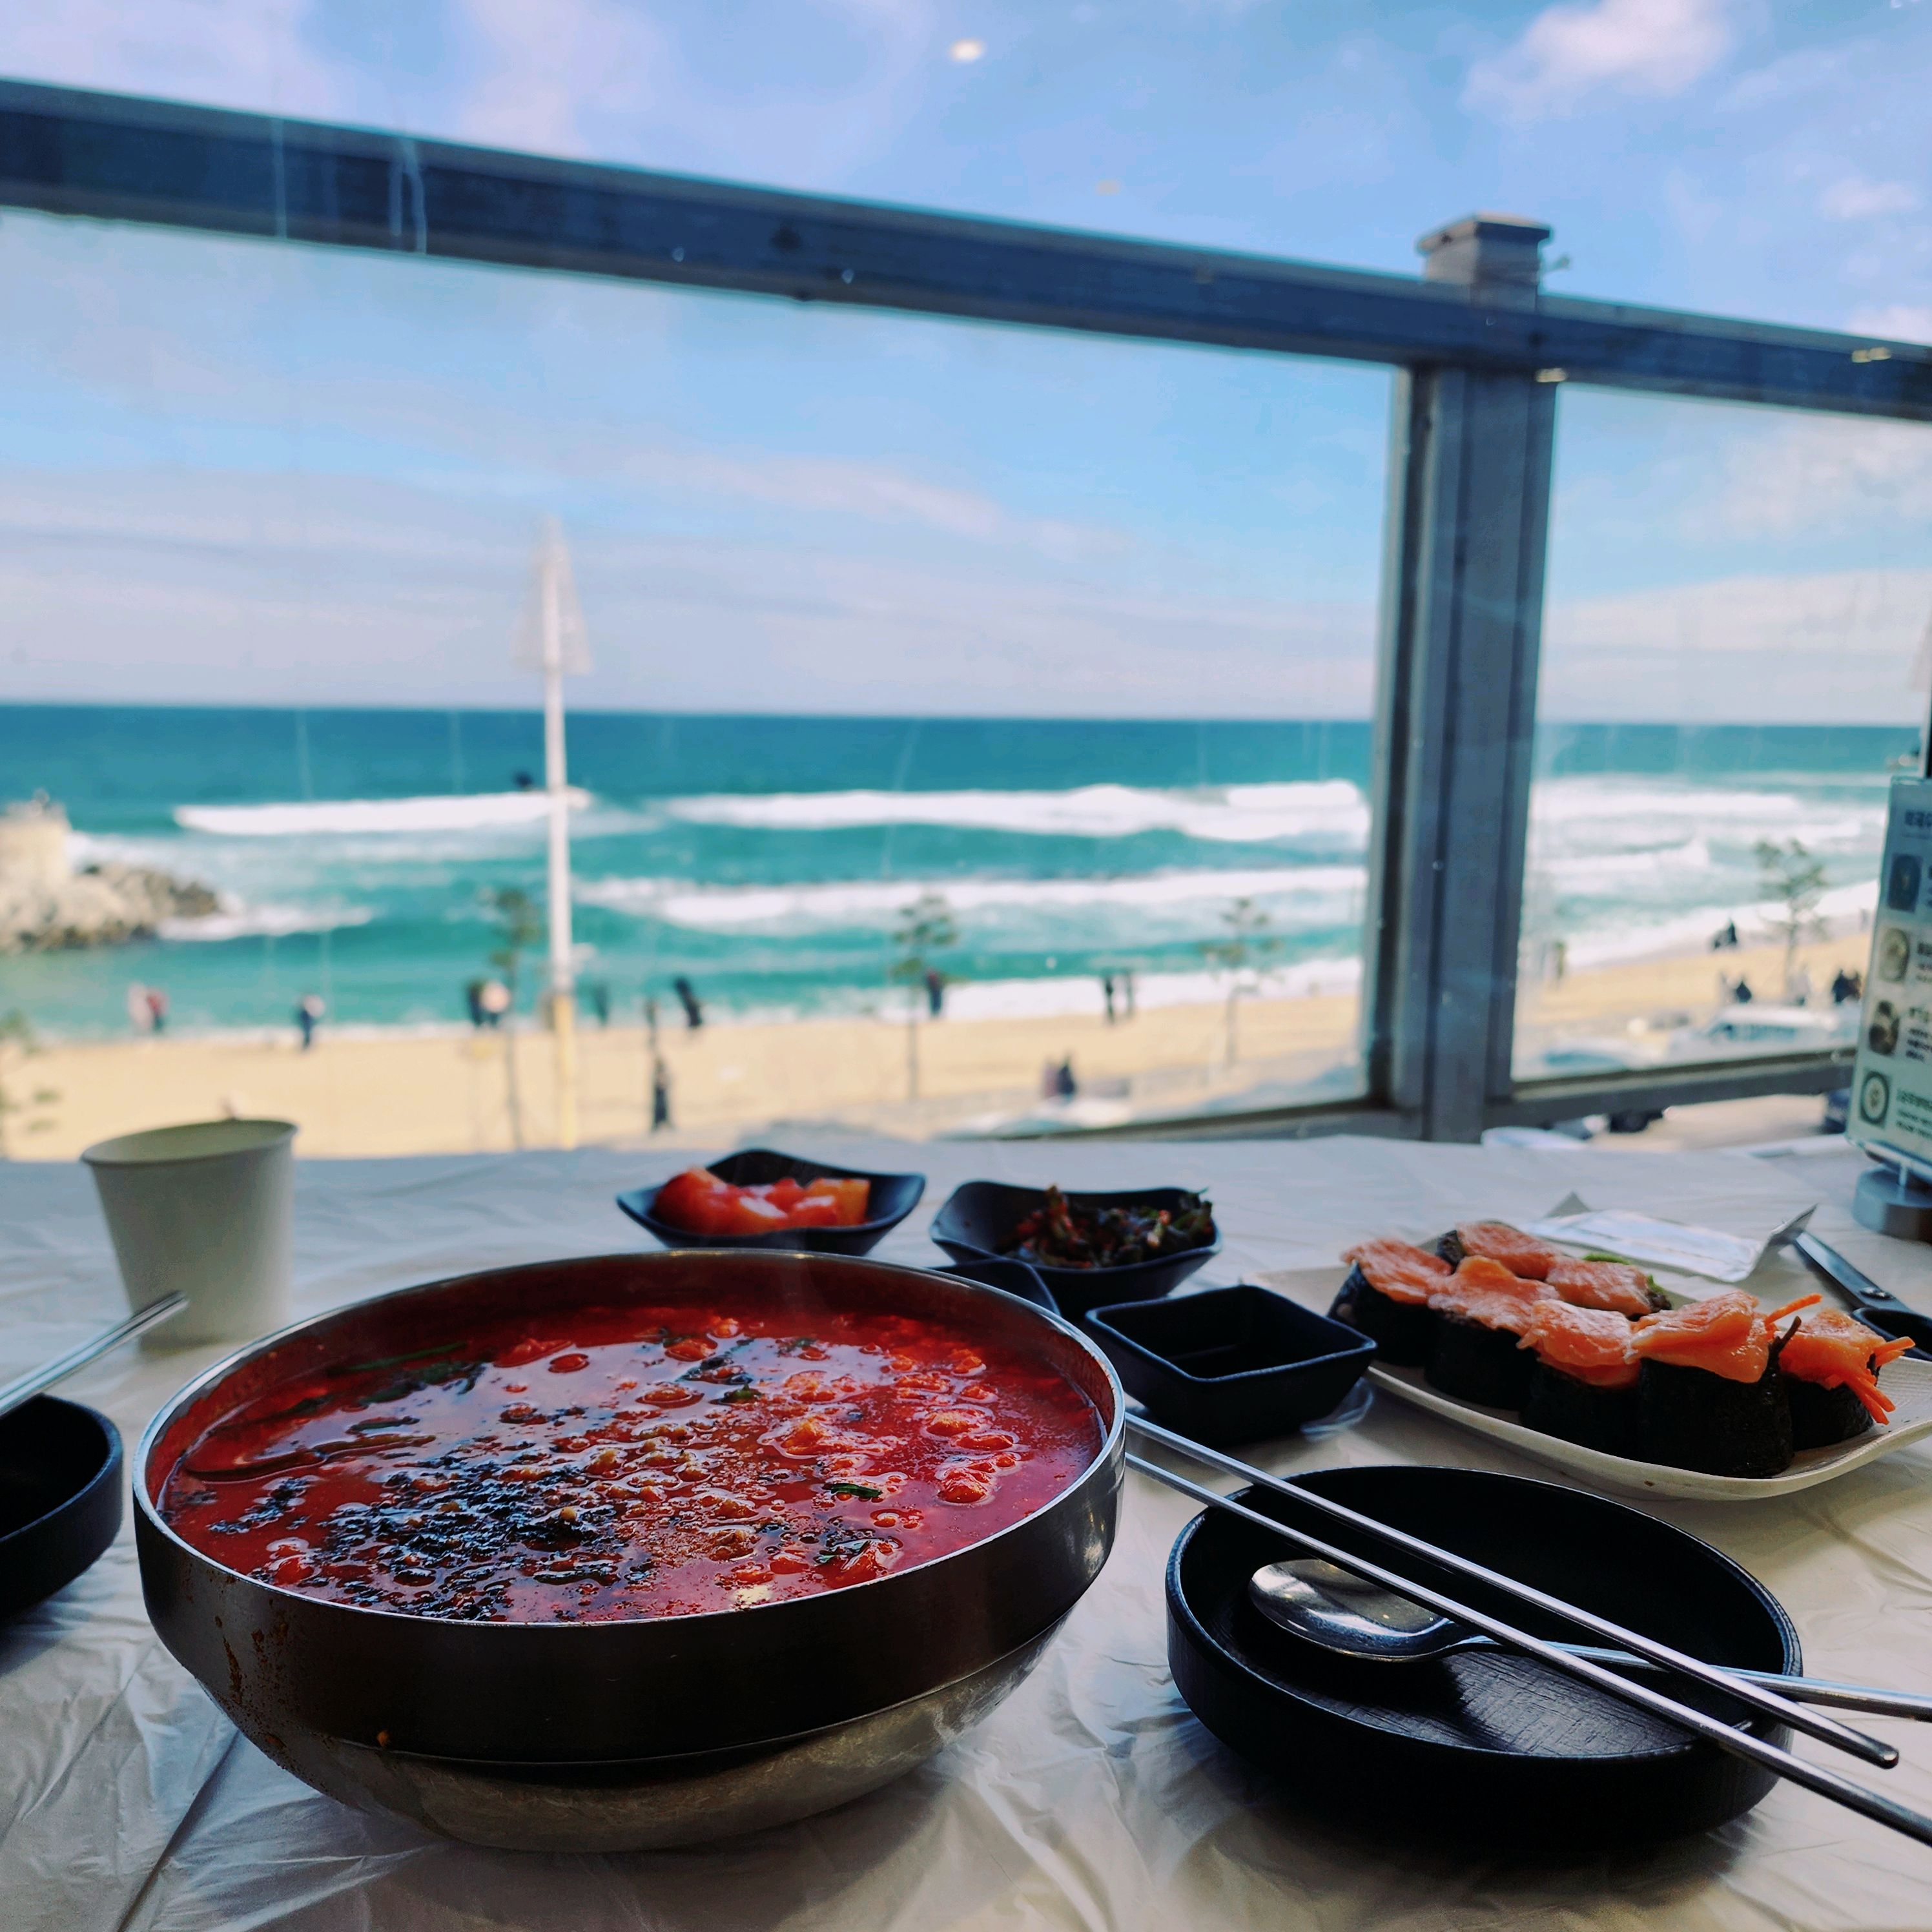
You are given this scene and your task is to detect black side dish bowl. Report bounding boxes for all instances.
[1166,1463,1796,1854]
[930,1255,1058,1314]
[1085,1286,1374,1445]
[616,1147,925,1255]
[929,1180,1219,1320]
[0,1394,123,1620]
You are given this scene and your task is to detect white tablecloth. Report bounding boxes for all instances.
[5,1135,1932,1931]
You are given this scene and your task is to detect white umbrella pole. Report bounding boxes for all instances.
[542,557,578,1151]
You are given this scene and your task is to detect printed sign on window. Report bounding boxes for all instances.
[1849,776,1932,1178]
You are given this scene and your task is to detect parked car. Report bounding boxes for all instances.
[1669,1003,1857,1059]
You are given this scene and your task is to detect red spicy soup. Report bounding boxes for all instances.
[159,1297,1101,1623]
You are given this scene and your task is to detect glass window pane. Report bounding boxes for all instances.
[1516,385,1929,1088]
[0,211,1388,1153]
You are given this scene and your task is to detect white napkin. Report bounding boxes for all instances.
[1525,1192,1815,1284]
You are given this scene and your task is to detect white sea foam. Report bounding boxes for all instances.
[578,865,1368,932]
[1535,838,1714,888]
[158,904,376,941]
[174,790,590,837]
[662,779,1370,845]
[1528,777,1884,847]
[1560,880,1877,972]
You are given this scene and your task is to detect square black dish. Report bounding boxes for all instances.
[616,1147,925,1255]
[929,1180,1218,1320]
[1086,1286,1373,1445]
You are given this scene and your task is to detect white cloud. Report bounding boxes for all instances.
[449,0,937,185]
[0,466,1372,715]
[1851,304,1932,345]
[1464,0,1734,122]
[1820,176,1920,221]
[452,0,666,159]
[1543,568,1932,722]
[0,0,346,117]
[1703,416,1932,539]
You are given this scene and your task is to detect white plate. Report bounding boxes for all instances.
[1255,1264,1932,1502]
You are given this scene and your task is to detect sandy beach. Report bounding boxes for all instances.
[1,928,1867,1160]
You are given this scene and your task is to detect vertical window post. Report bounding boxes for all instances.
[1366,215,1558,1140]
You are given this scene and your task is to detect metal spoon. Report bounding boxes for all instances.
[1251,1557,1932,1722]
[0,1293,186,1423]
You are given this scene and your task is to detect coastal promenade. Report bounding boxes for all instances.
[8,930,1862,1156]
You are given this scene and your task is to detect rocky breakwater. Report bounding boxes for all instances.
[0,796,218,954]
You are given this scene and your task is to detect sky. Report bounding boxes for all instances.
[0,0,1928,722]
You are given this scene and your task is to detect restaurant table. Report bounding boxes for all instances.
[5,1133,1932,1931]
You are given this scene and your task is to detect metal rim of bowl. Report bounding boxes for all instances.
[134,1249,1126,1766]
[136,1248,1122,1630]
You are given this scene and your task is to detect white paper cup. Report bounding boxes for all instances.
[81,1119,296,1346]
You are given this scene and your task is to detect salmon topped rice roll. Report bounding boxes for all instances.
[1780,1308,1915,1448]
[1517,1300,1641,1457]
[1331,1238,1449,1366]
[1439,1222,1559,1280]
[1545,1257,1667,1319]
[1630,1291,1819,1477]
[1424,1258,1552,1410]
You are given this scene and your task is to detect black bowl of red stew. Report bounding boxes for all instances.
[134,1249,1122,1851]
[617,1147,925,1255]
[930,1180,1220,1321]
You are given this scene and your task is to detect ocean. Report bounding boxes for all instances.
[0,706,1914,1039]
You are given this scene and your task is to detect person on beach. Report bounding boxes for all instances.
[464,980,488,1029]
[673,976,704,1031]
[1102,973,1116,1024]
[586,980,611,1027]
[651,1054,673,1132]
[924,967,945,1019]
[296,992,324,1051]
[479,979,511,1028]
[127,982,152,1034]
[145,987,169,1033]
[1055,1055,1078,1099]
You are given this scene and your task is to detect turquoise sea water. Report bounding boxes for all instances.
[0,706,1914,1038]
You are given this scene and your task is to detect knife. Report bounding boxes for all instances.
[1791,1232,1932,1357]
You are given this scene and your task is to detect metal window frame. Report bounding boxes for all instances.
[2,77,1926,1143]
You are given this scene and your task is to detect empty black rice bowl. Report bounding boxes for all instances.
[1166,1464,1797,1853]
[0,1394,123,1621]
[617,1147,925,1256]
[929,1180,1218,1321]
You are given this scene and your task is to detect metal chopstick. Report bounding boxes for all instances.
[1131,1454,1932,1853]
[1127,1413,1898,1770]
[0,1293,187,1423]
[1450,1639,1932,1721]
